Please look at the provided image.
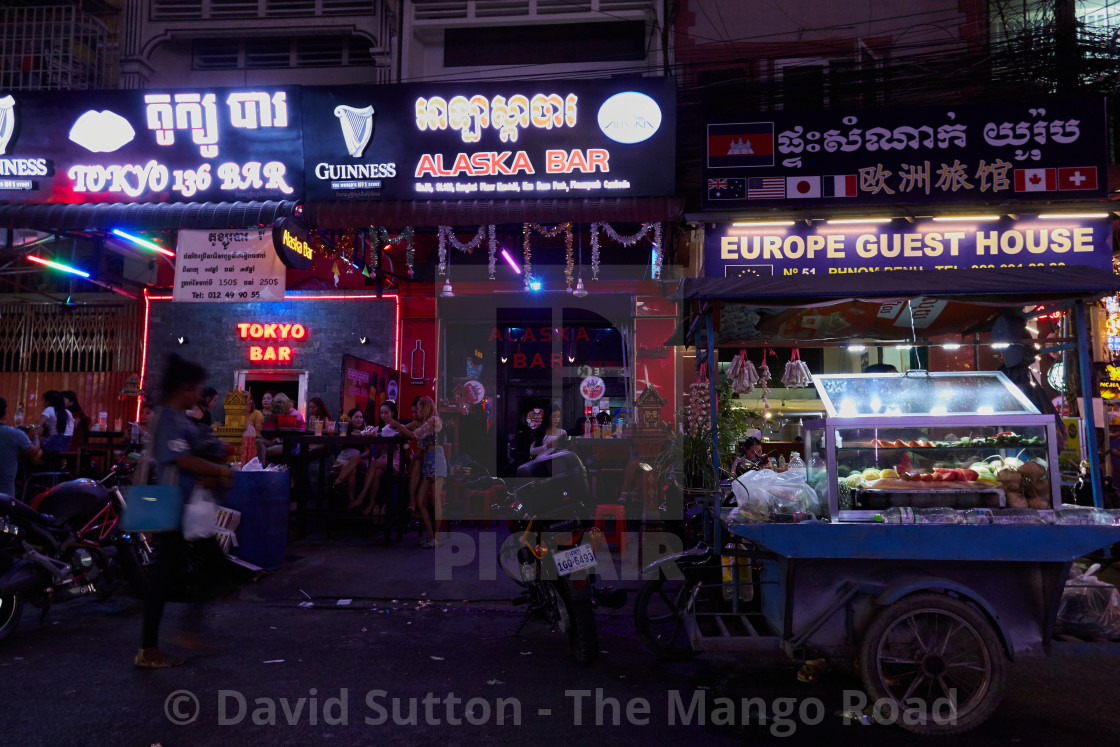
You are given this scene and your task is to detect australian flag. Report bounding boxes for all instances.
[707,177,745,200]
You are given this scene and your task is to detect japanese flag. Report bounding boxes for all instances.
[1013,168,1056,192]
[786,176,821,198]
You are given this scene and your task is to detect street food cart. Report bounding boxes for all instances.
[636,267,1120,735]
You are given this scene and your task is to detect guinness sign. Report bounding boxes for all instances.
[272,216,314,270]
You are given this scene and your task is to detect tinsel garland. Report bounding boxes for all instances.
[520,223,573,290]
[437,225,490,276]
[376,226,417,277]
[588,222,663,280]
[487,225,498,280]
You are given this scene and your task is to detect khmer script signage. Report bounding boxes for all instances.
[702,98,1108,209]
[302,78,676,200]
[0,87,303,203]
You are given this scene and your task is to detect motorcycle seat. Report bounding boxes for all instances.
[0,494,62,528]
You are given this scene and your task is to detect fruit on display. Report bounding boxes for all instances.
[867,431,1041,449]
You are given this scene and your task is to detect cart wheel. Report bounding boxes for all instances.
[859,593,1007,735]
[633,576,701,659]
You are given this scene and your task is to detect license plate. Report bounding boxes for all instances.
[553,544,597,576]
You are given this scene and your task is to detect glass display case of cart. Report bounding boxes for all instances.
[803,371,1061,522]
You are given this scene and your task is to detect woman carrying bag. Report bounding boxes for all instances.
[133,354,233,668]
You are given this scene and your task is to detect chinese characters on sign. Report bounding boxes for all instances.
[173,229,287,303]
[702,99,1107,209]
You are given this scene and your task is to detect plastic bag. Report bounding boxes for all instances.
[183,484,218,541]
[1056,564,1120,641]
[731,469,820,522]
[241,457,264,472]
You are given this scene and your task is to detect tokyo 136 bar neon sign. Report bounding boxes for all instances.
[238,322,307,363]
[66,90,296,198]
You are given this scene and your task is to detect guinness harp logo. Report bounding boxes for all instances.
[0,95,15,155]
[334,104,374,158]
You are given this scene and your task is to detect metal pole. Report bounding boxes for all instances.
[705,308,721,550]
[1074,300,1103,508]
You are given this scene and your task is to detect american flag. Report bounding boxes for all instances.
[748,177,785,199]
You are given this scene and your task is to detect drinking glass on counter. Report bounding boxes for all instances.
[313,418,323,435]
[326,420,336,435]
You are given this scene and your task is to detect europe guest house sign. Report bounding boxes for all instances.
[173,229,287,303]
[301,78,676,200]
[0,87,302,202]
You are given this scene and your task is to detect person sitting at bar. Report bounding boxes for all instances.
[61,390,91,447]
[529,405,567,459]
[306,397,331,431]
[333,408,371,508]
[350,401,402,514]
[36,390,74,471]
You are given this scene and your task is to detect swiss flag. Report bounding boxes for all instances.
[1058,167,1098,191]
[1013,168,1056,192]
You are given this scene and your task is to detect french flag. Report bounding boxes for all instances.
[823,174,857,198]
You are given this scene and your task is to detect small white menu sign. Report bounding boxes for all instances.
[173,228,286,303]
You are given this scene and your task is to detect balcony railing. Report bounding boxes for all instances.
[151,0,382,20]
[0,5,117,90]
[412,0,655,21]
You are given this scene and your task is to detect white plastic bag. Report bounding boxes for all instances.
[182,484,218,540]
[730,469,820,521]
[241,457,264,472]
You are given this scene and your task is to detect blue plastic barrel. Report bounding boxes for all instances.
[221,470,290,569]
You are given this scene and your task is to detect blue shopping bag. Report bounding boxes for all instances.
[120,484,183,532]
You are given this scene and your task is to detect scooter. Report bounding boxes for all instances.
[488,450,626,665]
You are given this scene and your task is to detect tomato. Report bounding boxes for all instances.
[908,440,920,447]
[962,469,979,481]
[892,440,906,448]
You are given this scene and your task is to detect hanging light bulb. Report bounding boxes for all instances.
[440,279,455,297]
[573,277,588,298]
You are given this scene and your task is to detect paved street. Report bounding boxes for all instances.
[0,528,1118,746]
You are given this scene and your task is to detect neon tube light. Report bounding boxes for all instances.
[146,293,402,373]
[1038,213,1110,220]
[138,289,150,420]
[27,255,90,278]
[111,229,176,258]
[930,215,1000,222]
[731,221,795,227]
[501,249,522,274]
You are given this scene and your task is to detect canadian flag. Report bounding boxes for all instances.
[1013,168,1056,192]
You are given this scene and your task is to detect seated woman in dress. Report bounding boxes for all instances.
[332,408,371,506]
[350,401,402,514]
[529,404,567,459]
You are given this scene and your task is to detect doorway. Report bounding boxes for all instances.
[235,369,308,420]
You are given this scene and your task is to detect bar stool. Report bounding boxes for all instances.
[593,503,627,556]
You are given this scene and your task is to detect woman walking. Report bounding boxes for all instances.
[135,353,232,668]
[387,396,444,548]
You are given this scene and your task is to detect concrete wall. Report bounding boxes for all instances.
[146,295,396,421]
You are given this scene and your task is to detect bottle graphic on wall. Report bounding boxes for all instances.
[410,341,426,385]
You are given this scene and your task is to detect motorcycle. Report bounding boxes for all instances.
[0,494,121,642]
[29,457,155,597]
[487,450,626,665]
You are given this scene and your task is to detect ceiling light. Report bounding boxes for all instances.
[1038,213,1110,220]
[731,220,795,227]
[847,344,867,353]
[930,215,1001,222]
[826,218,893,225]
[941,343,962,350]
